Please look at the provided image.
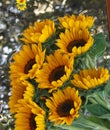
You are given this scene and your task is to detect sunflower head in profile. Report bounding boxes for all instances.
[58,14,94,29]
[46,87,82,125]
[8,81,27,114]
[58,14,76,29]
[14,99,46,130]
[9,80,35,114]
[16,0,27,11]
[9,43,45,85]
[77,14,95,29]
[56,27,94,57]
[21,19,56,44]
[36,50,74,91]
[71,67,109,90]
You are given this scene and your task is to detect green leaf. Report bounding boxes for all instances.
[71,116,109,130]
[99,114,110,120]
[57,124,91,130]
[87,116,110,129]
[87,86,110,111]
[57,114,110,130]
[57,120,92,130]
[88,33,106,58]
[86,104,110,116]
[104,81,110,95]
[84,54,96,68]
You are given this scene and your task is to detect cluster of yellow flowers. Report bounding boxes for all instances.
[8,14,109,130]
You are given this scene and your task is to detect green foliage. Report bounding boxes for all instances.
[88,33,107,58]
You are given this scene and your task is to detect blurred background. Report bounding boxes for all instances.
[0,0,109,129]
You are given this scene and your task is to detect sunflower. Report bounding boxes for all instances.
[8,80,35,113]
[71,67,109,90]
[56,27,94,57]
[36,51,74,91]
[46,87,81,125]
[58,14,94,29]
[16,0,27,11]
[14,99,46,130]
[9,44,45,86]
[21,19,56,44]
[77,14,95,29]
[58,14,76,29]
[8,81,27,113]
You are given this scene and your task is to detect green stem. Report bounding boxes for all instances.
[92,94,110,111]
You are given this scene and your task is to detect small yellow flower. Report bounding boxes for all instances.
[16,0,27,11]
[21,19,56,44]
[46,87,82,125]
[71,67,109,90]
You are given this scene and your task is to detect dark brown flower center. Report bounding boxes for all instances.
[67,39,86,53]
[30,114,36,130]
[24,59,36,74]
[49,66,66,83]
[56,99,74,117]
[20,0,24,2]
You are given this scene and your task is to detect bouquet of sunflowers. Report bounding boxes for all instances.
[8,13,110,130]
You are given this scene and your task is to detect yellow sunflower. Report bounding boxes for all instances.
[58,14,76,29]
[21,19,56,44]
[14,99,45,130]
[16,0,27,11]
[56,27,94,57]
[77,14,95,29]
[36,51,74,91]
[8,81,27,114]
[58,14,94,29]
[9,43,45,86]
[8,80,35,114]
[71,67,109,90]
[46,87,82,125]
